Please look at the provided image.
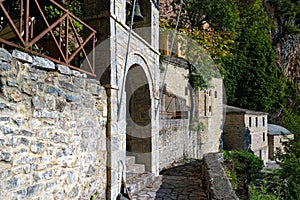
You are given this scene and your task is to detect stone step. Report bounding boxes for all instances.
[125,156,136,166]
[126,163,145,178]
[126,172,156,195]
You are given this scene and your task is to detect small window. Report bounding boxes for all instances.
[209,90,211,96]
[263,132,265,141]
[249,117,252,127]
[209,106,212,112]
[185,87,188,96]
[259,150,262,159]
[256,117,258,127]
[263,117,265,127]
[215,91,217,98]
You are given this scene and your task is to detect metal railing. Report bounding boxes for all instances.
[0,0,96,76]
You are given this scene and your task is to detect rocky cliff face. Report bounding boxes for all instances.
[275,35,300,90]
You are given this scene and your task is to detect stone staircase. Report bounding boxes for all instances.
[125,156,156,195]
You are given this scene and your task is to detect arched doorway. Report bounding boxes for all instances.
[125,65,152,171]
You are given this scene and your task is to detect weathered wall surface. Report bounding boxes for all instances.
[223,114,245,150]
[198,78,224,157]
[159,119,200,171]
[268,134,294,160]
[246,114,268,164]
[202,153,238,200]
[0,49,107,200]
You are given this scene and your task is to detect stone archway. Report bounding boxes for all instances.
[125,65,152,171]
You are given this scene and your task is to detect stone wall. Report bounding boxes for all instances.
[159,119,200,171]
[202,153,238,200]
[0,49,107,200]
[268,134,294,160]
[223,113,245,150]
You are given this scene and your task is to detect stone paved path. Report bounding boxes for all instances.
[131,160,207,200]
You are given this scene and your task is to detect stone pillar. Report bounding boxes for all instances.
[82,0,160,198]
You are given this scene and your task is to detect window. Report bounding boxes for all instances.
[259,150,262,159]
[263,117,265,127]
[215,91,217,98]
[256,117,258,127]
[263,132,265,141]
[249,117,252,127]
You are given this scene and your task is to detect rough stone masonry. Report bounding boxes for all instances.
[0,48,107,199]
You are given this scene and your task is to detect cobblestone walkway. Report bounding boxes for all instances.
[131,160,207,200]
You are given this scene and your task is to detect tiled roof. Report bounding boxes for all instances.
[224,105,268,115]
[268,124,292,135]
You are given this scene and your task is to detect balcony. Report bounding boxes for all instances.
[0,0,96,76]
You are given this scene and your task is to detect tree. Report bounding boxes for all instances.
[275,127,300,199]
[222,0,288,112]
[223,150,264,199]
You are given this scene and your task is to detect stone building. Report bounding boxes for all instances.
[158,54,224,170]
[81,0,160,198]
[268,124,294,160]
[223,106,269,164]
[0,0,226,199]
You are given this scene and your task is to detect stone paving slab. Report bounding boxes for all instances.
[131,160,207,200]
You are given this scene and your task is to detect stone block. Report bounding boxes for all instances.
[0,61,11,71]
[26,184,43,197]
[65,94,80,102]
[45,181,57,191]
[1,126,14,135]
[59,81,77,92]
[12,50,33,63]
[31,142,45,154]
[41,109,59,119]
[50,133,69,143]
[12,188,27,199]
[13,156,35,165]
[0,116,10,121]
[86,164,96,177]
[57,64,72,75]
[72,70,81,77]
[5,176,25,190]
[6,79,18,87]
[67,172,77,185]
[13,118,27,127]
[0,139,4,146]
[32,56,55,70]
[19,138,30,146]
[0,48,12,62]
[33,170,54,182]
[21,129,35,137]
[30,74,39,81]
[68,185,79,198]
[45,86,63,97]
[0,168,11,179]
[73,77,85,88]
[32,96,45,109]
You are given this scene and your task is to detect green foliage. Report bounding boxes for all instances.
[223,150,264,183]
[221,0,289,112]
[224,168,238,190]
[269,0,300,35]
[181,0,240,32]
[189,121,205,132]
[44,5,61,19]
[249,184,280,200]
[275,111,300,199]
[223,150,264,198]
[168,0,290,113]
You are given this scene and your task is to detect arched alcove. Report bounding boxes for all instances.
[125,64,152,171]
